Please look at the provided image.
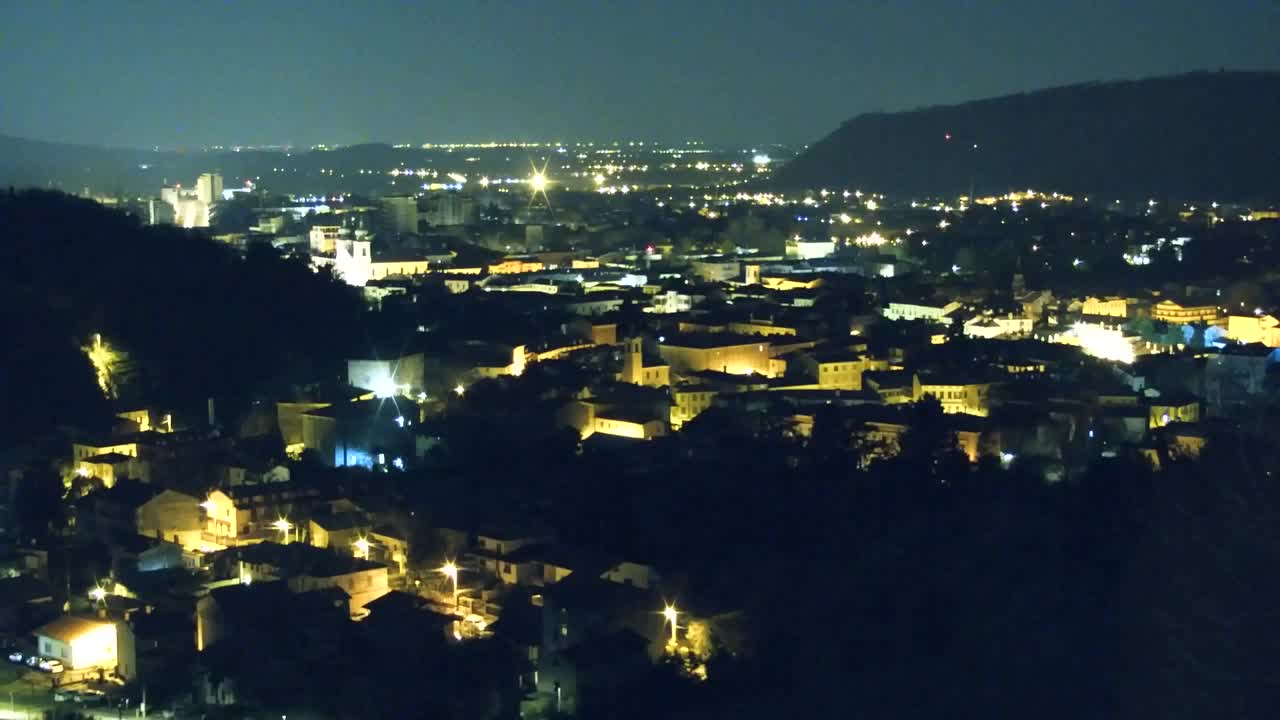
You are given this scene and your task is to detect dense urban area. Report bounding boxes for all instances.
[3,122,1280,718]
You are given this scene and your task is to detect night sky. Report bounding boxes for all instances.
[1,0,1277,148]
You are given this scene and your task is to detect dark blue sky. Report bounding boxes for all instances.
[2,0,1277,148]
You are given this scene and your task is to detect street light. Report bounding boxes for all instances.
[453,383,466,397]
[352,537,372,560]
[440,561,459,612]
[662,604,680,644]
[89,586,107,603]
[271,517,293,544]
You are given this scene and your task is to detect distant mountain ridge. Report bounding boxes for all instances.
[770,71,1280,200]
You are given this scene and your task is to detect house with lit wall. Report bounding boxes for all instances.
[301,397,418,469]
[233,542,390,617]
[34,615,119,671]
[882,300,962,323]
[1151,297,1220,324]
[658,333,775,378]
[616,337,670,388]
[670,386,717,429]
[1227,311,1280,347]
[919,373,993,416]
[347,353,426,398]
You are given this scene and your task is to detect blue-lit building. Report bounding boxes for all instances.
[301,397,418,469]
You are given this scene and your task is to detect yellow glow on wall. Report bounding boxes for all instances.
[1071,322,1136,364]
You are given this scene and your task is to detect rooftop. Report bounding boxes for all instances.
[658,332,769,349]
[36,615,113,643]
[236,542,385,577]
[310,512,371,532]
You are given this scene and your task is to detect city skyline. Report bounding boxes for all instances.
[1,0,1277,149]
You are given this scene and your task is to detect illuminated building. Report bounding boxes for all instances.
[444,278,473,294]
[1081,296,1131,318]
[160,180,214,228]
[1151,298,1219,324]
[658,333,774,377]
[919,376,992,416]
[1064,322,1139,363]
[785,237,835,260]
[73,435,147,487]
[759,274,824,291]
[618,337,670,388]
[863,370,920,404]
[1226,312,1280,346]
[963,314,1033,339]
[333,238,373,285]
[73,440,138,462]
[370,528,409,576]
[882,301,962,323]
[563,385,670,440]
[670,386,717,429]
[137,489,221,551]
[488,258,547,275]
[648,290,694,314]
[309,512,372,551]
[233,542,391,617]
[381,195,419,234]
[591,323,618,346]
[347,353,426,398]
[727,320,798,337]
[199,490,238,546]
[809,351,890,390]
[196,173,224,205]
[689,258,741,283]
[301,398,418,468]
[276,384,376,451]
[34,616,118,671]
[309,225,342,254]
[366,251,433,281]
[1148,397,1200,429]
[75,452,149,487]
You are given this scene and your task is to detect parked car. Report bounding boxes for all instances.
[72,691,105,705]
[38,659,64,673]
[7,651,23,663]
[25,655,39,667]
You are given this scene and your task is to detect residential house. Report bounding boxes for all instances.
[234,542,390,616]
[1151,297,1220,324]
[658,333,774,377]
[1227,312,1280,347]
[34,615,118,671]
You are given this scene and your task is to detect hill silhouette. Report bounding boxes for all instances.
[771,71,1280,200]
[0,190,366,445]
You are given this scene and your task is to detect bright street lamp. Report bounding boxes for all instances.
[352,537,372,560]
[662,604,680,644]
[271,517,293,543]
[453,383,466,397]
[89,586,107,603]
[440,561,459,612]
